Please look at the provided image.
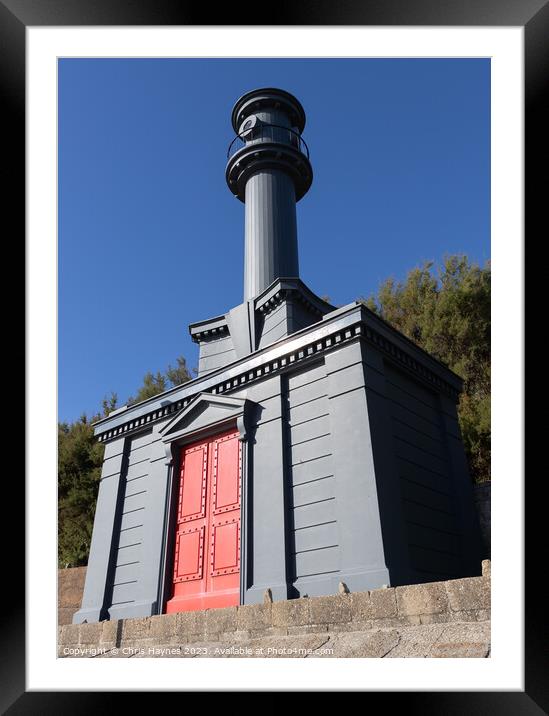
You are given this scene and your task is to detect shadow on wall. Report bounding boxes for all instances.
[473,482,491,559]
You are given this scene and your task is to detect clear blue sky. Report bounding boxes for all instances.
[58,58,490,423]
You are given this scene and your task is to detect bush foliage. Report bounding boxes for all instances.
[360,255,490,484]
[58,358,192,567]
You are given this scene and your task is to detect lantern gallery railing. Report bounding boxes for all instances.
[227,123,310,160]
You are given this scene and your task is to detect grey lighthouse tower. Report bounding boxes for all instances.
[74,88,482,623]
[226,87,311,300]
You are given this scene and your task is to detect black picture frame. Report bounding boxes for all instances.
[9,0,544,710]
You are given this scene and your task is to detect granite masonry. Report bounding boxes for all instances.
[60,561,491,658]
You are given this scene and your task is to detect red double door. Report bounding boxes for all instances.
[165,429,242,613]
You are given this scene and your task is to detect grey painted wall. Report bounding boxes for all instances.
[107,426,173,621]
[257,300,292,349]
[384,362,464,581]
[108,430,152,611]
[196,333,237,377]
[73,437,127,623]
[257,297,322,351]
[74,425,173,623]
[229,376,290,604]
[283,361,339,595]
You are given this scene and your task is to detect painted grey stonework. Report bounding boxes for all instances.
[74,88,482,624]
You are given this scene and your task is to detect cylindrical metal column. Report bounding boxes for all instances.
[226,88,313,301]
[244,169,298,301]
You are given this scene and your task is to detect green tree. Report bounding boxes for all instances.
[127,355,193,405]
[165,355,192,387]
[58,393,117,567]
[127,371,167,405]
[59,356,193,566]
[360,255,490,484]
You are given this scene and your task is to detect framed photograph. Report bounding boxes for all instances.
[10,0,542,707]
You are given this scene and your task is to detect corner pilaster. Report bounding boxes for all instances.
[72,437,127,623]
[242,375,290,604]
[325,341,391,592]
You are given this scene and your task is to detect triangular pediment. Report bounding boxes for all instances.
[160,392,250,442]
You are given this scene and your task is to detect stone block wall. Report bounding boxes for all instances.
[58,561,490,653]
[58,567,87,625]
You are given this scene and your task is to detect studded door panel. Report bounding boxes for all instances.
[165,430,241,613]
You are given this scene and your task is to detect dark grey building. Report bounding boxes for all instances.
[73,88,482,624]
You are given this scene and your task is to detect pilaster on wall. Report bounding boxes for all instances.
[241,376,290,604]
[109,425,171,621]
[73,437,127,624]
[325,341,391,592]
